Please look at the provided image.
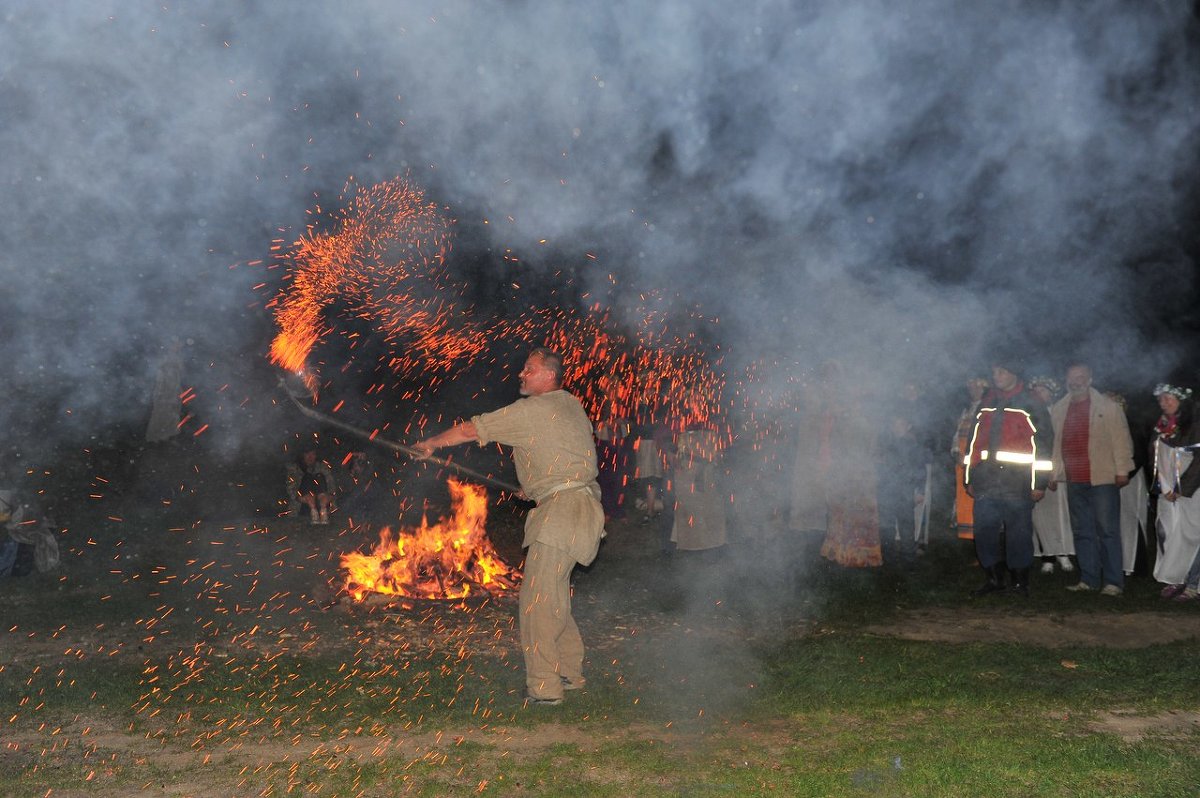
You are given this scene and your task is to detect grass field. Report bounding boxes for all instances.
[2,505,1198,797]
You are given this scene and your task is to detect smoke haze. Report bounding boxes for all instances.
[2,1,1198,452]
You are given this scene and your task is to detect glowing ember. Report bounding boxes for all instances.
[341,479,517,601]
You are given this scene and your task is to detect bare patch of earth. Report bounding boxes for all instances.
[861,608,1200,649]
[1088,710,1200,742]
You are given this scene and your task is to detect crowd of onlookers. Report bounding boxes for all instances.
[946,363,1199,601]
[777,357,1200,601]
[576,355,1200,605]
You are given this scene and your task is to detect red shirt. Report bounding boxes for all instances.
[1062,397,1091,483]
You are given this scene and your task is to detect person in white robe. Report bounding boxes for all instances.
[1149,384,1200,598]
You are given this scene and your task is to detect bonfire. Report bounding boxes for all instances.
[340,479,517,601]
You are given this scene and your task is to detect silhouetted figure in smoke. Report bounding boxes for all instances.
[595,411,632,522]
[951,376,989,541]
[337,451,377,518]
[145,337,185,444]
[670,423,727,554]
[413,347,604,706]
[896,380,937,553]
[287,448,335,524]
[876,414,927,566]
[963,356,1053,597]
[631,400,670,525]
[814,362,882,568]
[789,370,829,536]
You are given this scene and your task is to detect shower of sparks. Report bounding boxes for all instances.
[266,175,483,392]
[264,174,735,518]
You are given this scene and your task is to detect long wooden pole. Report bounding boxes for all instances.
[278,378,523,494]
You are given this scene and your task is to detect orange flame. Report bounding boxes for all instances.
[340,479,517,601]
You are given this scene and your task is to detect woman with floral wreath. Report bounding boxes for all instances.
[1149,383,1200,598]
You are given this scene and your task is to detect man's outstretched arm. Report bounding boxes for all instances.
[413,421,479,458]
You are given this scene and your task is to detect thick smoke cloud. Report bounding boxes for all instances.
[1,1,1198,461]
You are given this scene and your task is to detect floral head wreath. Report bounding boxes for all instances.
[1153,383,1193,401]
[1028,376,1061,396]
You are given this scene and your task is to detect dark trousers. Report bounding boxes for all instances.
[973,495,1034,570]
[1066,483,1123,589]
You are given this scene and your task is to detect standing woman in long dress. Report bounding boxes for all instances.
[1029,376,1075,574]
[1149,384,1200,598]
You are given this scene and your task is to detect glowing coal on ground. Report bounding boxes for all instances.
[340,479,518,602]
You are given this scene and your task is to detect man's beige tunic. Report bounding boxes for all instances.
[472,389,604,566]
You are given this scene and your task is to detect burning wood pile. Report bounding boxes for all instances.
[340,479,517,602]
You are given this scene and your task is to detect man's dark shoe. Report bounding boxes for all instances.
[971,565,1006,597]
[1008,568,1030,597]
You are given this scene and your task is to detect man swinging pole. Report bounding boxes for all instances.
[412,347,605,706]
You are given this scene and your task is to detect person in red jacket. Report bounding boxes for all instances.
[963,356,1054,596]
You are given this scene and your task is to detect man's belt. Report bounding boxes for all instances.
[533,480,593,504]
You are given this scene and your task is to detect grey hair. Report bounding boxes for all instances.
[529,347,564,386]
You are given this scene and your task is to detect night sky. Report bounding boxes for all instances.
[2,1,1198,469]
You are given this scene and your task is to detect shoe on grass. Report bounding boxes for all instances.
[1099,584,1123,597]
[1065,582,1094,592]
[1040,561,1055,575]
[1056,555,1074,572]
[1172,588,1199,602]
[561,676,585,691]
[1160,584,1184,599]
[525,695,563,706]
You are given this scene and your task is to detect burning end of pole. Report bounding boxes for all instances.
[278,366,320,404]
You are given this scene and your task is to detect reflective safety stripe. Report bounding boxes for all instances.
[971,450,1053,470]
[978,450,1028,465]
